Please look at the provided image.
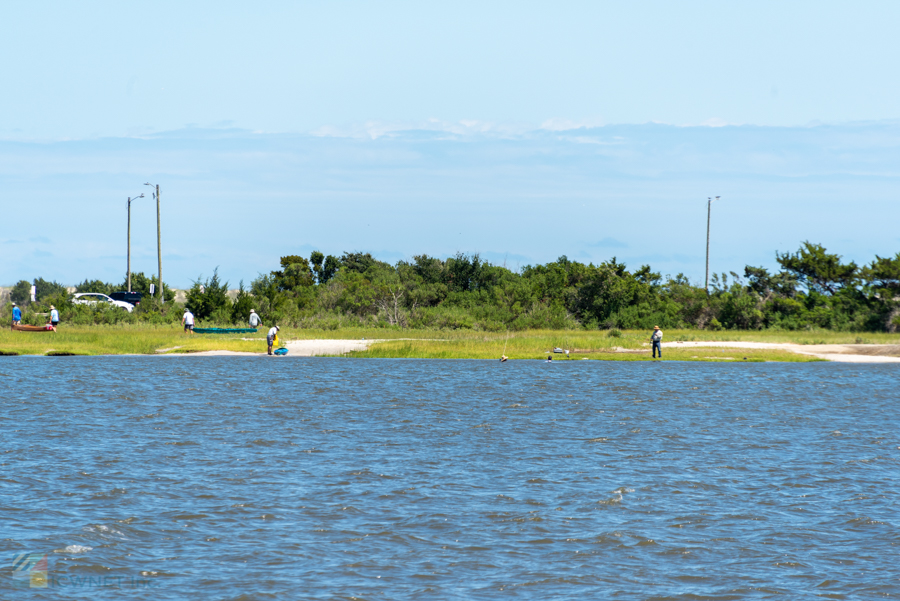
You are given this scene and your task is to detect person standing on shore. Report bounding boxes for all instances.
[12,303,22,326]
[249,309,262,329]
[50,305,59,328]
[182,309,195,334]
[651,326,663,359]
[267,325,280,355]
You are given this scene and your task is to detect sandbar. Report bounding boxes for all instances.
[662,341,900,363]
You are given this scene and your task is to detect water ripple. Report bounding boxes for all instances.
[1,357,898,599]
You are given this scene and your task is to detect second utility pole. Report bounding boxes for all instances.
[127,193,143,292]
[705,195,720,293]
[156,184,162,303]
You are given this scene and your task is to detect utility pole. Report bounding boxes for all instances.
[156,184,162,303]
[705,195,720,293]
[126,193,144,292]
[145,183,163,303]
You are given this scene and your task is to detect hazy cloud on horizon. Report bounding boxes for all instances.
[1,122,897,288]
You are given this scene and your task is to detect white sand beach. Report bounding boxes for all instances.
[182,339,900,362]
[661,341,900,363]
[186,339,381,357]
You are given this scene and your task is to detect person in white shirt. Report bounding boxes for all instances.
[249,309,262,328]
[50,305,60,328]
[182,310,195,334]
[651,326,663,359]
[267,325,280,355]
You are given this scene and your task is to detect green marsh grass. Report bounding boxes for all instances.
[0,324,260,356]
[2,325,895,360]
[346,330,822,362]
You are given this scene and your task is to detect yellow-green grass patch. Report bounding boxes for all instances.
[0,324,261,356]
[1,325,894,359]
[349,337,821,362]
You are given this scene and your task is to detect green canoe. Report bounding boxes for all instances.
[193,327,258,334]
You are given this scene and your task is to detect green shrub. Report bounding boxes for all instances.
[185,268,231,321]
[10,280,32,305]
[230,282,254,325]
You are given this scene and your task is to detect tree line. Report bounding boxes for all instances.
[5,243,900,332]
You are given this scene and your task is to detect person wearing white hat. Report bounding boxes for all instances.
[249,309,262,329]
[651,326,663,359]
[50,305,60,328]
[267,325,280,355]
[11,302,22,326]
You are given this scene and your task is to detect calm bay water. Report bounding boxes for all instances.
[2,357,898,599]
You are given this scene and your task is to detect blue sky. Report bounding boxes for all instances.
[2,2,899,287]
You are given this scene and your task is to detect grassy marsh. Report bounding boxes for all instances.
[343,330,825,362]
[1,325,897,360]
[0,324,260,356]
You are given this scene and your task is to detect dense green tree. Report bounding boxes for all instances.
[776,241,858,294]
[744,266,799,299]
[33,241,900,332]
[322,255,340,284]
[230,281,254,325]
[309,251,324,279]
[273,255,315,291]
[185,268,231,321]
[34,278,66,301]
[308,251,340,285]
[123,272,176,302]
[444,253,484,293]
[412,254,444,285]
[865,253,900,292]
[75,279,113,294]
[10,280,32,304]
[341,251,383,274]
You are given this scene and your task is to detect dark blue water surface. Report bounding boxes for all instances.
[2,357,899,599]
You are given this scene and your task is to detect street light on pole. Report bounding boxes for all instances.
[705,195,721,293]
[126,193,145,292]
[144,182,163,303]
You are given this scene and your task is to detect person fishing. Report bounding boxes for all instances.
[267,325,280,355]
[249,309,262,328]
[651,326,663,359]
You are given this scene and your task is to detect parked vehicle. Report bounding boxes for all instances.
[71,293,135,313]
[109,291,143,306]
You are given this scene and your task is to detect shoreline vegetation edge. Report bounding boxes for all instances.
[2,327,899,362]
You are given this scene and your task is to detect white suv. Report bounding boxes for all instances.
[71,293,135,313]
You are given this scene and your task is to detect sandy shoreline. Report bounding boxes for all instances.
[661,341,900,363]
[180,339,900,362]
[185,339,382,357]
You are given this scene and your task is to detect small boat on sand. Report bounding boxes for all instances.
[12,324,55,332]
